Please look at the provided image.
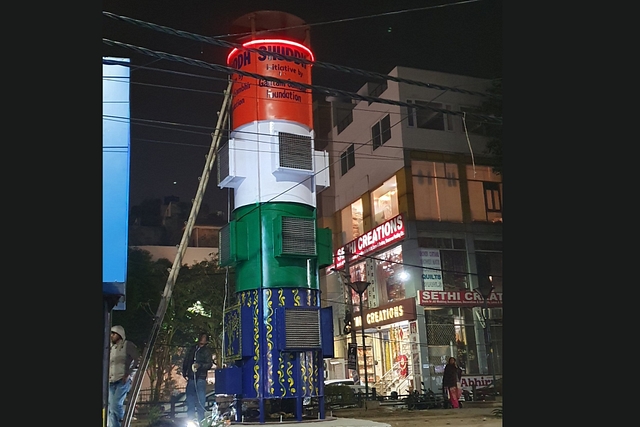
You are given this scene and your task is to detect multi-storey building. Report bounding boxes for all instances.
[317,66,503,396]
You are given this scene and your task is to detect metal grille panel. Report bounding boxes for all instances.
[282,217,316,256]
[426,323,456,346]
[278,132,312,171]
[217,142,229,185]
[219,223,231,265]
[285,309,320,348]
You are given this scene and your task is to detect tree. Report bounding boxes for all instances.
[113,248,236,401]
[479,79,502,175]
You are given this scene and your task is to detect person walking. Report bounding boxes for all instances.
[182,332,213,424]
[108,325,139,427]
[442,356,463,409]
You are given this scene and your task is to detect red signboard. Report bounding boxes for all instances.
[331,214,406,270]
[417,290,503,307]
[227,39,315,130]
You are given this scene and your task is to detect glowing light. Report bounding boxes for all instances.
[227,38,315,65]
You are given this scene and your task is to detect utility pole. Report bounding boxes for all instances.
[121,80,232,427]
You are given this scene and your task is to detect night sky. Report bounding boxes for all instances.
[102,0,502,215]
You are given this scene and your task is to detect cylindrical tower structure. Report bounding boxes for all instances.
[215,11,333,424]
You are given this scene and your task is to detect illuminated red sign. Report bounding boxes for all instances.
[332,214,406,270]
[227,39,315,130]
[417,290,503,307]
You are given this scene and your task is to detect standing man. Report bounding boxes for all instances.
[182,332,213,424]
[109,325,139,427]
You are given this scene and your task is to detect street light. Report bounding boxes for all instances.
[475,279,497,396]
[347,280,371,400]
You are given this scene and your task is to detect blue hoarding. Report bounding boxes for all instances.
[103,57,130,310]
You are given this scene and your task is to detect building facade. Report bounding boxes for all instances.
[317,66,502,396]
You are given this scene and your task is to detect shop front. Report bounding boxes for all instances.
[350,298,417,396]
[417,289,503,393]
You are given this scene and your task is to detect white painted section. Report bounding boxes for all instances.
[228,120,321,209]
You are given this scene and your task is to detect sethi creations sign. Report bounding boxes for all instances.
[330,214,406,271]
[417,290,503,307]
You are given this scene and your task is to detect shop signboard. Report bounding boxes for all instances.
[329,214,406,271]
[417,290,503,307]
[419,248,444,291]
[353,297,417,330]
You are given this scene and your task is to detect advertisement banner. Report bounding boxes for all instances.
[420,248,443,291]
[417,290,503,307]
[329,214,406,271]
[459,375,502,391]
[347,343,357,370]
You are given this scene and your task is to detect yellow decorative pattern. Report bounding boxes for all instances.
[266,289,274,395]
[287,355,295,393]
[301,352,307,396]
[312,291,317,307]
[293,289,300,306]
[253,290,260,396]
[278,288,285,306]
[278,354,286,396]
[224,305,241,361]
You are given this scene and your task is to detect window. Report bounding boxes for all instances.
[418,237,468,291]
[459,106,489,137]
[412,160,463,222]
[475,251,502,293]
[371,176,399,226]
[373,245,406,304]
[409,100,454,131]
[484,182,502,212]
[467,165,502,222]
[337,109,353,134]
[368,81,388,105]
[341,199,363,243]
[340,144,355,176]
[372,114,391,150]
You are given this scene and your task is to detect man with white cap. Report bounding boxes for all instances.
[108,325,139,427]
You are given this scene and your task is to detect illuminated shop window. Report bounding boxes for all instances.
[466,165,502,223]
[344,261,368,313]
[372,176,399,226]
[373,245,406,304]
[418,237,468,291]
[411,160,463,222]
[340,198,363,243]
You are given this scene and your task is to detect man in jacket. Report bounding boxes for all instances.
[182,332,213,423]
[108,325,139,427]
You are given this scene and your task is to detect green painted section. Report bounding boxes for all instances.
[233,202,319,292]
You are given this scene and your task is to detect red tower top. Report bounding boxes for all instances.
[226,11,315,131]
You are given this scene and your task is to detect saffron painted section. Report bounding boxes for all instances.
[227,39,314,130]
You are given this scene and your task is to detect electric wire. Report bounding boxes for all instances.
[103,7,500,100]
[106,53,501,295]
[102,114,495,165]
[210,0,484,39]
[102,42,501,124]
